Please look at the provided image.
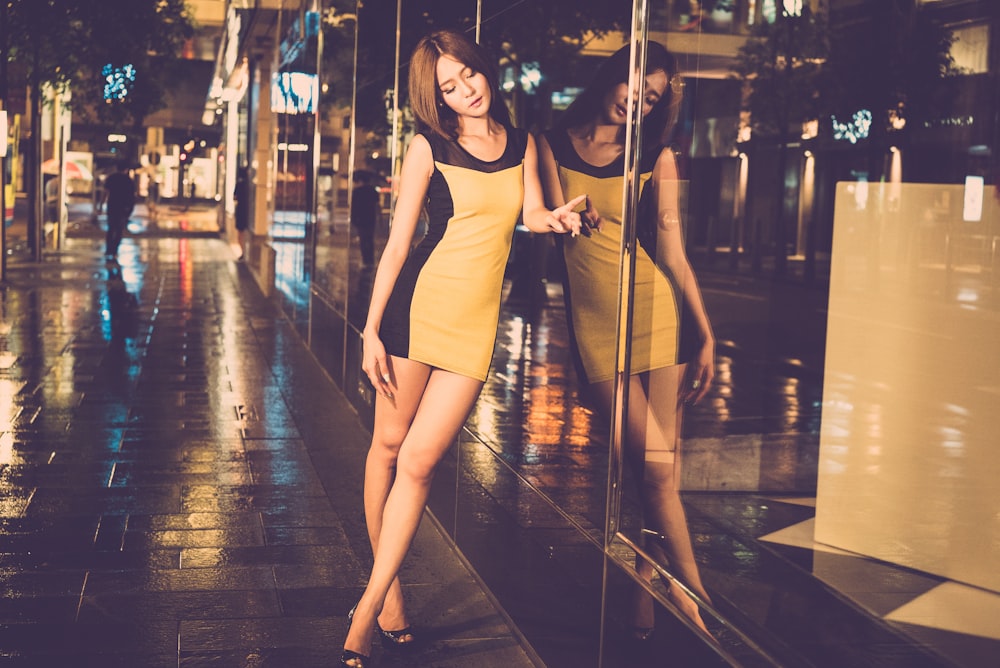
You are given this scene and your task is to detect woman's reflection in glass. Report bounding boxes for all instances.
[537,43,716,638]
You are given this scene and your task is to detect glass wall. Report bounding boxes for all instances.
[265,1,1000,666]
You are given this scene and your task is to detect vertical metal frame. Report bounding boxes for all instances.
[597,2,650,663]
[603,0,650,555]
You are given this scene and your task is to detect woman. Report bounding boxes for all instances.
[537,43,716,638]
[343,29,585,668]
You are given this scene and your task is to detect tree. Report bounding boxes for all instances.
[349,0,632,142]
[319,0,360,114]
[821,0,957,181]
[732,4,829,277]
[734,1,959,279]
[3,0,193,260]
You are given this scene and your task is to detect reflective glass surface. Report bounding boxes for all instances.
[279,1,1000,666]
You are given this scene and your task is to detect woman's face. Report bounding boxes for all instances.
[601,69,670,124]
[436,55,492,120]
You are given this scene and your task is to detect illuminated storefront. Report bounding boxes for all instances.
[212,1,999,664]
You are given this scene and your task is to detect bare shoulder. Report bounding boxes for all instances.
[400,134,435,178]
[404,133,433,160]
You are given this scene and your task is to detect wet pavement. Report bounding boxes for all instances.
[0,208,539,666]
[1,200,995,667]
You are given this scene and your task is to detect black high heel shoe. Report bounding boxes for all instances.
[349,602,416,649]
[377,624,416,649]
[625,624,654,642]
[340,649,369,667]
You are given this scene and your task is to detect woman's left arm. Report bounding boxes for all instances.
[653,148,715,403]
[522,134,586,234]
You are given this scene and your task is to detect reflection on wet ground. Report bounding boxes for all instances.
[0,230,537,667]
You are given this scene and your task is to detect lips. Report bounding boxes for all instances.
[469,96,483,109]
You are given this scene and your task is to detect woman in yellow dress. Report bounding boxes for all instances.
[538,42,716,639]
[343,29,585,667]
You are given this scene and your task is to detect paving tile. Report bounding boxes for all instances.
[0,232,536,667]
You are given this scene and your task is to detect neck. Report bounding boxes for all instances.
[458,115,498,138]
[574,120,622,145]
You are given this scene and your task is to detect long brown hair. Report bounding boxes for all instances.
[559,42,682,148]
[408,29,511,140]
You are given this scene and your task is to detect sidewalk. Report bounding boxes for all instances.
[0,230,538,666]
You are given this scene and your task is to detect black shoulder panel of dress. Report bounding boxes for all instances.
[421,128,528,173]
[542,128,663,179]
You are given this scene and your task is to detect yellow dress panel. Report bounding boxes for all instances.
[560,169,680,383]
[407,162,524,380]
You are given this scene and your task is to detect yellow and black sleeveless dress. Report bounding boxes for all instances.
[545,129,683,384]
[380,129,527,382]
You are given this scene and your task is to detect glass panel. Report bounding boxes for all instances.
[312,0,358,332]
[343,0,400,335]
[321,1,1000,666]
[613,2,1000,667]
[271,3,322,330]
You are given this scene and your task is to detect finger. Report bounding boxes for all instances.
[584,196,599,225]
[365,357,387,395]
[562,194,587,211]
[376,361,393,396]
[549,209,577,235]
[564,212,583,237]
[690,374,709,403]
[366,366,382,392]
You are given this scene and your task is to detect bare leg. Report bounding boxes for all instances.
[361,357,429,638]
[344,360,484,659]
[593,368,711,634]
[642,365,712,602]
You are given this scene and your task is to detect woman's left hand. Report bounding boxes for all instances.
[581,196,603,235]
[682,339,715,405]
[545,194,587,236]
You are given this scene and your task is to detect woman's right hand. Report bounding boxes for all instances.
[362,329,393,399]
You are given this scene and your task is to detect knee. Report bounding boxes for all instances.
[369,429,405,463]
[369,442,400,468]
[395,452,438,486]
[640,463,681,495]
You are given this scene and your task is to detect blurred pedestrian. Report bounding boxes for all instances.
[146,171,160,223]
[44,174,60,225]
[537,42,716,639]
[351,171,379,268]
[233,166,250,260]
[343,29,585,668]
[101,159,136,263]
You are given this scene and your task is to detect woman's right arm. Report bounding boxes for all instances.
[362,134,434,396]
[536,132,600,234]
[535,134,567,210]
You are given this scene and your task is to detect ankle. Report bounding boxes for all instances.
[345,605,377,653]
